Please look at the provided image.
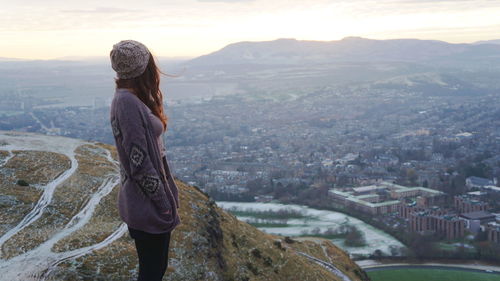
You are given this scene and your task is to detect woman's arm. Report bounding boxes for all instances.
[115,94,171,212]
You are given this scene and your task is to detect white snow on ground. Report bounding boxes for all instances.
[216,201,404,256]
[0,150,14,167]
[296,251,353,281]
[0,145,80,248]
[0,130,85,155]
[0,131,126,281]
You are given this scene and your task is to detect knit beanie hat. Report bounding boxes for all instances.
[110,40,151,79]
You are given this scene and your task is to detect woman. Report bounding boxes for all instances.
[109,40,181,281]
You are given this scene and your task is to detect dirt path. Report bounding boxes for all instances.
[0,131,127,280]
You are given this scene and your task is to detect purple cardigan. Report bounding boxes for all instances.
[110,88,180,234]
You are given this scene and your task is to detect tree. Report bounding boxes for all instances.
[389,245,400,256]
[372,249,383,258]
[407,168,418,186]
[344,226,366,247]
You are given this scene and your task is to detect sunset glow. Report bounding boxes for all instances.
[1,0,500,59]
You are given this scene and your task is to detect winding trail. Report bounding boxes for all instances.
[0,150,14,167]
[295,237,336,264]
[0,131,127,280]
[296,251,352,281]
[0,149,79,248]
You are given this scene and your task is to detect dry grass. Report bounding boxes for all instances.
[1,145,116,259]
[0,150,70,239]
[61,180,369,281]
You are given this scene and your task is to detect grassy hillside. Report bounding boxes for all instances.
[55,142,370,281]
[0,133,370,281]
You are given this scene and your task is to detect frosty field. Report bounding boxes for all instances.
[216,201,405,257]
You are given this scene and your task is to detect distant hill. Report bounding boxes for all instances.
[0,130,369,281]
[474,39,500,45]
[186,37,500,67]
[0,57,26,62]
[2,37,499,104]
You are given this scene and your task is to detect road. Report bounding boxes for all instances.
[358,260,500,276]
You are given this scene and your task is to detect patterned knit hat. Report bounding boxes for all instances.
[110,40,151,79]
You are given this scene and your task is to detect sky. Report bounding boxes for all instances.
[1,0,500,60]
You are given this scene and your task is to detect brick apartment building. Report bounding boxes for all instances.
[330,181,444,216]
[454,195,489,214]
[435,215,465,240]
[409,210,465,240]
[486,222,500,244]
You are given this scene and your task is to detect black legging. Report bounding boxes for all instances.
[128,226,172,281]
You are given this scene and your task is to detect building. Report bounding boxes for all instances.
[481,185,500,193]
[435,215,465,240]
[329,181,443,215]
[454,195,489,214]
[466,176,495,189]
[398,202,422,219]
[459,211,495,224]
[409,212,466,240]
[389,186,443,201]
[352,185,386,195]
[409,211,434,233]
[486,222,500,244]
[459,211,496,234]
[466,191,487,198]
[356,194,380,203]
[329,189,400,215]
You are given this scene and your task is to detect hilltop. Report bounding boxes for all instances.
[0,130,369,281]
[186,37,500,67]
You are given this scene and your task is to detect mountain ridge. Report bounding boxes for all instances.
[474,39,500,45]
[186,37,500,67]
[2,37,500,64]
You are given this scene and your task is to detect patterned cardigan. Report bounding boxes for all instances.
[110,88,180,234]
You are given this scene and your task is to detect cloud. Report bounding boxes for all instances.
[197,0,254,3]
[60,7,140,13]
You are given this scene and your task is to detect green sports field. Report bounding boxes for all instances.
[367,268,500,281]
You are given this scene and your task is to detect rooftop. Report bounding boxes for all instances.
[352,185,386,193]
[356,194,379,199]
[467,176,494,186]
[460,211,495,220]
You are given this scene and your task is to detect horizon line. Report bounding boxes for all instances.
[2,36,499,62]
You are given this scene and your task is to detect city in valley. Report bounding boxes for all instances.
[1,38,500,262]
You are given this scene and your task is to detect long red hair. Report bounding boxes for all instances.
[114,54,168,131]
